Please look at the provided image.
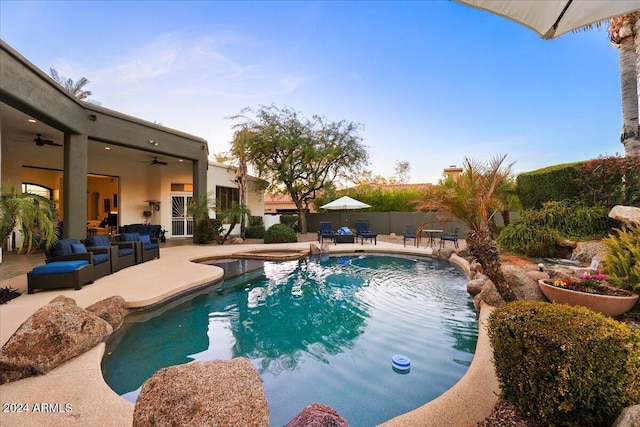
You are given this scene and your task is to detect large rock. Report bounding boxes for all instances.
[85,295,128,331]
[502,265,546,301]
[133,357,269,427]
[612,405,640,427]
[572,240,607,266]
[475,279,505,310]
[609,205,640,224]
[0,296,112,384]
[285,403,349,427]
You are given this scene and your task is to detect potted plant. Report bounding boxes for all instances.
[538,272,639,317]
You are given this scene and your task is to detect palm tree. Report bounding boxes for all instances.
[49,68,93,101]
[231,127,251,238]
[187,192,218,243]
[1,182,59,254]
[417,155,517,303]
[608,13,640,156]
[217,202,251,245]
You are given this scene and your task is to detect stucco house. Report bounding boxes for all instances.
[1,40,264,252]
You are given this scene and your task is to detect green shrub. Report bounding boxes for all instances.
[264,223,298,243]
[516,163,582,209]
[194,218,222,244]
[603,223,640,292]
[245,225,266,239]
[497,223,560,258]
[498,200,610,257]
[280,215,300,232]
[574,156,640,208]
[489,301,640,427]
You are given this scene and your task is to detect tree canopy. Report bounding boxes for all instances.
[230,105,369,233]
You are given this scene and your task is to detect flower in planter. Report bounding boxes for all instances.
[552,272,607,294]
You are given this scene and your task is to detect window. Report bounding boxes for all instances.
[216,187,239,211]
[22,183,52,200]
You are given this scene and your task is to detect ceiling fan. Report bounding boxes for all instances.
[33,134,62,147]
[149,157,168,166]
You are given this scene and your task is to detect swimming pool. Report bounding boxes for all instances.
[102,254,478,426]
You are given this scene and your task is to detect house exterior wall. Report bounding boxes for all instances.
[1,40,210,242]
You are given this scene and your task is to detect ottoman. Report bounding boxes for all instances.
[27,260,93,294]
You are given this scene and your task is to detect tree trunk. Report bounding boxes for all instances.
[298,206,308,234]
[467,229,517,303]
[501,210,511,227]
[611,16,640,156]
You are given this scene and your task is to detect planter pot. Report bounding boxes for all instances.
[538,280,639,317]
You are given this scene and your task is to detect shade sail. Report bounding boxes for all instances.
[455,0,640,39]
[320,196,371,210]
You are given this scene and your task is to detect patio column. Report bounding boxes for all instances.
[63,133,88,240]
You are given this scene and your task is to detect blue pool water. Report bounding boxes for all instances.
[102,254,478,426]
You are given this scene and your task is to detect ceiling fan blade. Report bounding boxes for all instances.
[149,157,168,166]
[33,134,61,147]
[43,140,63,147]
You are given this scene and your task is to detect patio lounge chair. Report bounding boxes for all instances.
[45,238,112,281]
[403,225,417,247]
[85,235,136,271]
[439,227,459,250]
[355,221,377,245]
[120,232,160,263]
[318,221,337,244]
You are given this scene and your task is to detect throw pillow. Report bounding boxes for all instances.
[139,234,151,244]
[71,243,88,254]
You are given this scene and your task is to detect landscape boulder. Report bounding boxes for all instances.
[133,357,269,427]
[285,403,349,427]
[0,296,112,384]
[475,279,505,310]
[609,205,640,224]
[502,265,546,301]
[85,295,128,331]
[612,405,640,427]
[572,240,607,266]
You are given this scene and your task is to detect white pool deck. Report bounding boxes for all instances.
[0,240,499,427]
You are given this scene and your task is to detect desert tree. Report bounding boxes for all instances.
[229,105,369,233]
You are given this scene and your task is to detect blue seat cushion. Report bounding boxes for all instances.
[86,235,110,247]
[71,243,87,253]
[121,232,140,242]
[144,242,159,250]
[93,254,110,265]
[50,239,78,257]
[33,260,89,275]
[118,248,134,257]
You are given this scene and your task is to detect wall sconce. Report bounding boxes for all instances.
[89,114,97,121]
[148,139,158,146]
[53,189,60,202]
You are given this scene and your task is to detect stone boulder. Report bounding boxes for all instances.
[475,279,505,310]
[85,296,128,331]
[230,236,244,245]
[609,205,640,224]
[310,243,330,254]
[612,405,640,427]
[133,357,269,427]
[285,403,349,427]
[502,265,546,301]
[572,240,607,266]
[467,276,487,296]
[0,296,112,384]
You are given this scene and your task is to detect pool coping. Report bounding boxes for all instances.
[0,241,499,426]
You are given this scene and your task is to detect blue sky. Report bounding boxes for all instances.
[0,1,623,184]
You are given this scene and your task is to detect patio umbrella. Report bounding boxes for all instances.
[455,0,640,39]
[320,196,371,227]
[320,196,371,210]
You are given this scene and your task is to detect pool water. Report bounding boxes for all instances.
[102,254,478,426]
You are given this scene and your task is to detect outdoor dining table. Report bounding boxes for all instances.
[421,229,443,247]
